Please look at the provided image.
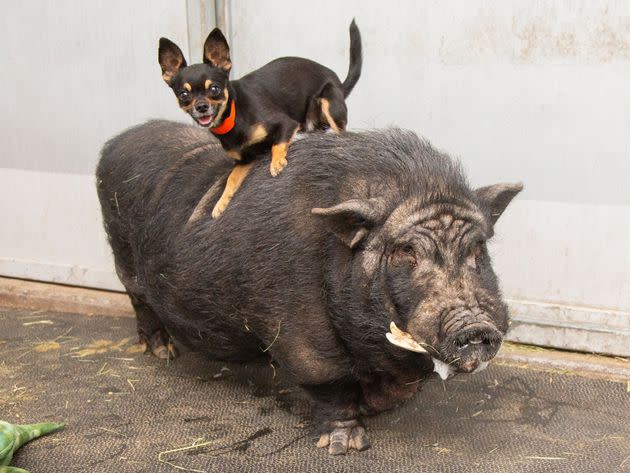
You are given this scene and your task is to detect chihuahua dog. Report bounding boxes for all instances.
[158,20,362,218]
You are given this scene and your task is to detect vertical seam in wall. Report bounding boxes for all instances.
[214,0,233,76]
[186,0,217,63]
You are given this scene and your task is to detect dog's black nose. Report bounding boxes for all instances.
[195,102,209,113]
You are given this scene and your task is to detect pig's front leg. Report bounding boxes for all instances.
[302,380,371,455]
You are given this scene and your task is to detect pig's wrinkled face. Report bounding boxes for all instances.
[312,182,522,378]
[381,199,507,375]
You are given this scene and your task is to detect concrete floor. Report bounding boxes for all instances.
[1,307,629,473]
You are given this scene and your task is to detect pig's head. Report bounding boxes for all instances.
[312,178,522,379]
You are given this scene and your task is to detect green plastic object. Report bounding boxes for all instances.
[0,421,64,472]
[0,466,29,473]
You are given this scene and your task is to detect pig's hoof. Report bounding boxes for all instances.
[140,331,178,360]
[316,420,371,455]
[270,157,287,177]
[152,341,178,360]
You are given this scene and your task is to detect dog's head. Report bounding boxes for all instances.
[158,29,232,128]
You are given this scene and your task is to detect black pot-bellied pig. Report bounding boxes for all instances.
[96,121,522,454]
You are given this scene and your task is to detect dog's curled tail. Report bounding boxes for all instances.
[342,19,362,98]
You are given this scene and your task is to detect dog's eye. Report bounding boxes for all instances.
[209,85,222,98]
[178,91,191,102]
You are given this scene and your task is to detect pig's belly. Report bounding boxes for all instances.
[161,312,267,363]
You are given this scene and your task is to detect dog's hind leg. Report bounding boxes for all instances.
[318,83,348,133]
[270,121,299,177]
[304,95,322,131]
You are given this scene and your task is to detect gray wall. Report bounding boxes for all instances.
[0,0,189,175]
[0,0,190,289]
[229,0,630,207]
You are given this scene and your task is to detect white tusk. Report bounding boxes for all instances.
[385,321,428,354]
[432,357,454,380]
[385,332,428,353]
[472,361,489,373]
[389,321,406,338]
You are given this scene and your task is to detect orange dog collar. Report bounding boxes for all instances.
[209,100,236,135]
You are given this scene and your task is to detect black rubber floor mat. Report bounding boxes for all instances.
[1,308,628,473]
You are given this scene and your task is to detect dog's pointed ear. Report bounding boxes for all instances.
[158,37,187,85]
[203,28,232,72]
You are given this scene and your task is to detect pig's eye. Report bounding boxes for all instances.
[474,242,483,258]
[391,245,417,267]
[469,242,484,270]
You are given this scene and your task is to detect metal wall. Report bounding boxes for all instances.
[1,1,628,355]
[0,0,190,288]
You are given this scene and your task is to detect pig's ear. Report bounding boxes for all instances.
[475,183,523,224]
[312,198,387,249]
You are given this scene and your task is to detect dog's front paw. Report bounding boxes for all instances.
[270,157,288,177]
[316,419,371,455]
[212,200,227,219]
[270,141,290,177]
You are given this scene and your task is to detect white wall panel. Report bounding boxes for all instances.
[0,0,190,175]
[493,200,630,311]
[0,168,123,291]
[0,0,190,289]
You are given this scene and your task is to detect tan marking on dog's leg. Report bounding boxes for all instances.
[270,127,298,177]
[204,79,212,89]
[226,150,242,161]
[320,98,341,134]
[270,143,288,177]
[183,82,192,91]
[212,163,253,219]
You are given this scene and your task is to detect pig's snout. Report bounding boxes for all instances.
[444,324,503,373]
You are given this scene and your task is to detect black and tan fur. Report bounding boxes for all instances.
[158,21,362,218]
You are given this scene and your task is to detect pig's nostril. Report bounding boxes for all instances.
[455,332,497,350]
[455,338,466,348]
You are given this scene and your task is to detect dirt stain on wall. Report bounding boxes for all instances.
[438,4,630,64]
